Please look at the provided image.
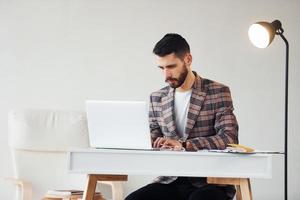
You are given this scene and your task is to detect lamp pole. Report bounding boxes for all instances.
[277,31,289,200]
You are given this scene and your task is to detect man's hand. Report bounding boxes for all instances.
[153,137,182,149]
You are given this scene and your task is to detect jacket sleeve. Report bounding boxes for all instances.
[149,95,163,144]
[187,86,239,150]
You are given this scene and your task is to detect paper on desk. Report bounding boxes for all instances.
[198,149,283,154]
[251,150,284,154]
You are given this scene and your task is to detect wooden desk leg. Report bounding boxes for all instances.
[236,185,242,200]
[240,178,252,200]
[83,174,128,200]
[207,177,252,200]
[83,174,98,200]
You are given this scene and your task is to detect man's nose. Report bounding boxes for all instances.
[164,69,172,79]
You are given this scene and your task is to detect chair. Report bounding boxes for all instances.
[7,109,124,200]
[207,177,252,200]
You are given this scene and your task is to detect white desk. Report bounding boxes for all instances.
[67,148,273,200]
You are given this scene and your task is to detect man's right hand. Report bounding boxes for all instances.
[153,137,182,149]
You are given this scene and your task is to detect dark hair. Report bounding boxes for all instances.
[153,33,190,59]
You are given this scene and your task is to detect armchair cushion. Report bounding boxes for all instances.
[8,109,89,152]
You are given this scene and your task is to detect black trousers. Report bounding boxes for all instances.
[125,177,228,200]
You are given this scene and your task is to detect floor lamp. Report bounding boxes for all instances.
[248,20,289,200]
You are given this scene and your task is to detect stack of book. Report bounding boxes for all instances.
[43,190,104,200]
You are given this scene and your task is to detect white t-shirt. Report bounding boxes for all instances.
[174,89,192,138]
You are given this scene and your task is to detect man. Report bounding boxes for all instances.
[125,33,239,200]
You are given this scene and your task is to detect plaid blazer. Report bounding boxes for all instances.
[149,71,238,199]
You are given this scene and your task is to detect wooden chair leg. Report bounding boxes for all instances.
[5,178,32,200]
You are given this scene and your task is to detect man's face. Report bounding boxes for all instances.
[156,53,190,88]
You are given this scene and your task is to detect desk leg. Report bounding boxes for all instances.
[83,174,128,200]
[83,174,98,200]
[240,178,252,200]
[236,185,242,200]
[207,177,252,200]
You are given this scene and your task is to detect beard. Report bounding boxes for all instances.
[165,64,189,88]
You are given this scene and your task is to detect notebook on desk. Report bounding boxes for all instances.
[86,100,153,150]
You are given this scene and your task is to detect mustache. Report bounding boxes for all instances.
[165,77,178,82]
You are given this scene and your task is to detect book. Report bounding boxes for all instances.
[44,190,103,200]
[45,190,83,198]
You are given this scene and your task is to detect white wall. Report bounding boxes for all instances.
[1,0,299,199]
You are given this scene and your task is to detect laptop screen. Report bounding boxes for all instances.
[86,100,152,150]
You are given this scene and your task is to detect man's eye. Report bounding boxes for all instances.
[167,65,176,69]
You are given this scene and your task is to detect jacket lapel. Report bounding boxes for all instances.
[185,75,207,136]
[161,87,178,138]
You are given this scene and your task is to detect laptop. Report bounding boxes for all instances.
[86,100,153,150]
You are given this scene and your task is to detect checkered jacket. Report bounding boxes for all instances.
[149,72,239,199]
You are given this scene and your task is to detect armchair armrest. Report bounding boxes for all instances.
[5,177,32,200]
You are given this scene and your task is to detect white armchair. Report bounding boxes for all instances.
[7,109,124,200]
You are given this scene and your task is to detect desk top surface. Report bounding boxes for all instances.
[69,148,273,157]
[68,148,273,178]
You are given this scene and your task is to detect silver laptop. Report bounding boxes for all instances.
[86,100,152,150]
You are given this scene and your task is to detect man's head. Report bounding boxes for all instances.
[153,33,192,88]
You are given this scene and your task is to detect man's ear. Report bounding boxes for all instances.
[184,53,192,66]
